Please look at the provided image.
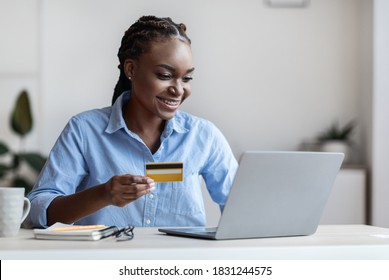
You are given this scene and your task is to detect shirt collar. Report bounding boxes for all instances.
[164,114,189,136]
[105,91,189,135]
[105,91,130,134]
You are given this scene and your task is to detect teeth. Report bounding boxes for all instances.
[161,98,180,106]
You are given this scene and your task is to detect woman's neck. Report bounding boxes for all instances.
[123,99,165,153]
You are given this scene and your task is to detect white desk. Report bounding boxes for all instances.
[1,225,389,260]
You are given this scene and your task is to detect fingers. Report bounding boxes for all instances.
[122,180,155,199]
[121,188,153,200]
[107,175,155,207]
[124,175,156,198]
[126,175,154,186]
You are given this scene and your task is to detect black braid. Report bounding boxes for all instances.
[112,15,191,105]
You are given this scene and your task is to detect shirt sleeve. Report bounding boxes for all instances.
[200,122,238,212]
[25,116,88,228]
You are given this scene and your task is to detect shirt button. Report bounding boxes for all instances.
[149,193,154,199]
[146,219,151,225]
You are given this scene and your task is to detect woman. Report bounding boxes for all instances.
[26,16,238,228]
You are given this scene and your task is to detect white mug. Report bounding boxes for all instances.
[0,187,31,237]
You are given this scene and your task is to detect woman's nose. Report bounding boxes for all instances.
[168,81,184,96]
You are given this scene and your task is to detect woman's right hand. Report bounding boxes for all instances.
[104,174,155,207]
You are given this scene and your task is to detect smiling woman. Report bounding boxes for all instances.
[24,15,238,229]
[112,16,192,105]
[124,38,194,132]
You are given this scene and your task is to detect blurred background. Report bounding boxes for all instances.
[1,0,388,226]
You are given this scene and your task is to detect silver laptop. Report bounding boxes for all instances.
[158,151,344,240]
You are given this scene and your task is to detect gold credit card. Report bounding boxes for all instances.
[145,162,183,182]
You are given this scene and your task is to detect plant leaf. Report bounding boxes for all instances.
[12,176,34,194]
[12,154,20,170]
[340,121,355,139]
[318,120,355,141]
[0,141,10,155]
[0,163,11,178]
[19,152,47,173]
[10,90,33,137]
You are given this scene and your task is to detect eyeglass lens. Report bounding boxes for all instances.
[115,226,134,241]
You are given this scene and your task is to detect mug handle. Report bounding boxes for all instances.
[21,197,31,223]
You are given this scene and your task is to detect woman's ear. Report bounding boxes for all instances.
[124,59,136,79]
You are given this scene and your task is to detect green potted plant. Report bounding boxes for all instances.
[0,90,47,194]
[317,120,355,163]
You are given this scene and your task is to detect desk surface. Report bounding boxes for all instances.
[1,225,389,260]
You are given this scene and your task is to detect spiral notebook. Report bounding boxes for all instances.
[33,223,119,241]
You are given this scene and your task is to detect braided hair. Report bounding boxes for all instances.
[112,15,191,105]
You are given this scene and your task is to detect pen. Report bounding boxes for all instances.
[50,225,106,232]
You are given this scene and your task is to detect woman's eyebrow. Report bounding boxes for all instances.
[186,67,195,74]
[157,64,195,73]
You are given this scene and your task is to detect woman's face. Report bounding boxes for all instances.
[125,38,194,121]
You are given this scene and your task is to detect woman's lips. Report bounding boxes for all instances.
[157,97,181,108]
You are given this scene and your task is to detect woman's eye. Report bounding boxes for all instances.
[182,76,193,83]
[157,73,172,80]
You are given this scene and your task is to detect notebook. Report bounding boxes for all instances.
[34,223,119,241]
[158,151,344,240]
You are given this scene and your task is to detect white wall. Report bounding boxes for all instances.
[1,0,369,159]
[0,0,40,152]
[36,0,368,161]
[371,0,389,227]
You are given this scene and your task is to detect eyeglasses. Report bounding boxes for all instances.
[115,225,134,241]
[104,225,134,241]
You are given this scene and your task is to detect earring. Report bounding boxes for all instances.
[128,76,132,80]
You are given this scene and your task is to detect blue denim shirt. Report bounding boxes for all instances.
[26,92,238,228]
